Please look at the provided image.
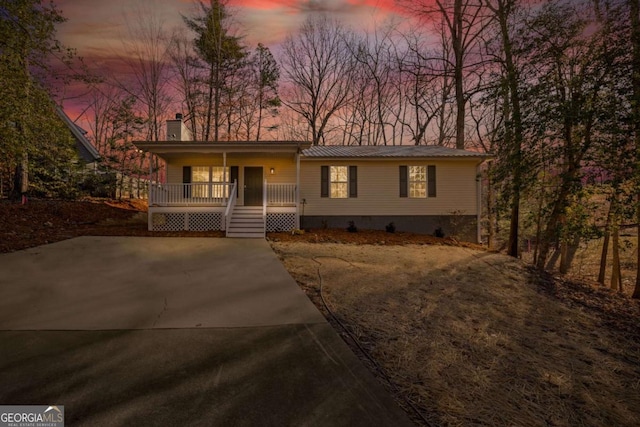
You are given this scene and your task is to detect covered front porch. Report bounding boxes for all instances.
[148,181,297,236]
[133,141,310,236]
[149,182,297,207]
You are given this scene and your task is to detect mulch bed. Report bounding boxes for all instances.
[1,198,483,253]
[268,228,484,249]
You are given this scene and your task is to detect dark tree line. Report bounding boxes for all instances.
[0,0,84,199]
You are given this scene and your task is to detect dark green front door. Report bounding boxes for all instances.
[244,167,263,206]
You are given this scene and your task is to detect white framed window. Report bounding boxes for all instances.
[400,165,436,198]
[211,166,227,183]
[330,166,348,198]
[192,166,229,198]
[321,165,357,198]
[409,166,427,198]
[192,166,210,198]
[192,166,210,182]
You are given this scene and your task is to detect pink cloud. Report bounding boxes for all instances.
[51,0,412,128]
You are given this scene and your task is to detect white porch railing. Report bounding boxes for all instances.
[266,183,297,206]
[224,180,238,232]
[149,182,297,207]
[150,183,231,206]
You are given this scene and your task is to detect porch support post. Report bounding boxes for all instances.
[223,151,227,204]
[296,151,301,230]
[148,154,153,203]
[148,153,153,231]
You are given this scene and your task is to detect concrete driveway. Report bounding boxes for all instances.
[0,237,412,426]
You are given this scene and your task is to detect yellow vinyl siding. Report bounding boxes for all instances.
[300,159,478,216]
[167,154,296,183]
[165,154,479,215]
[166,153,297,206]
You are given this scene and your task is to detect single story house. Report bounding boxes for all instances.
[134,115,488,242]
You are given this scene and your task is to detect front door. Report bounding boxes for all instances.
[244,167,263,206]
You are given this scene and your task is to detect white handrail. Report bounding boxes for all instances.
[149,183,231,206]
[263,179,267,237]
[224,180,237,233]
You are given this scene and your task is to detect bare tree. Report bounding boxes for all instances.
[168,30,205,140]
[398,0,489,149]
[116,1,173,142]
[280,15,357,145]
[347,26,398,145]
[397,29,449,145]
[85,85,120,155]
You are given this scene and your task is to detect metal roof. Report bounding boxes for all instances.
[301,145,487,159]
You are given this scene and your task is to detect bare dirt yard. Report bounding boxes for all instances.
[0,198,223,253]
[2,199,640,426]
[272,240,640,427]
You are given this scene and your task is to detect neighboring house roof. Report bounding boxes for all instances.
[56,106,100,163]
[301,145,488,159]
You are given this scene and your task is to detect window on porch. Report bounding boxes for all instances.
[192,166,229,198]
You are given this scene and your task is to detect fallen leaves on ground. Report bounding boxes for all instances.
[0,198,223,253]
[273,242,640,427]
[268,228,484,250]
[2,198,639,426]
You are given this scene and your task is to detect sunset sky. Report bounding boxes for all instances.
[50,0,407,123]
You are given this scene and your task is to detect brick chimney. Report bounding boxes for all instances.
[166,113,192,141]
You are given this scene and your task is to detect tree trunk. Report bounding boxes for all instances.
[256,86,263,141]
[610,225,621,292]
[486,162,495,250]
[488,0,525,259]
[560,242,569,274]
[635,196,640,297]
[597,197,614,285]
[533,186,544,266]
[205,66,214,141]
[629,0,640,298]
[11,155,28,202]
[214,64,221,141]
[559,235,580,274]
[12,53,30,203]
[453,0,466,150]
[536,178,574,270]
